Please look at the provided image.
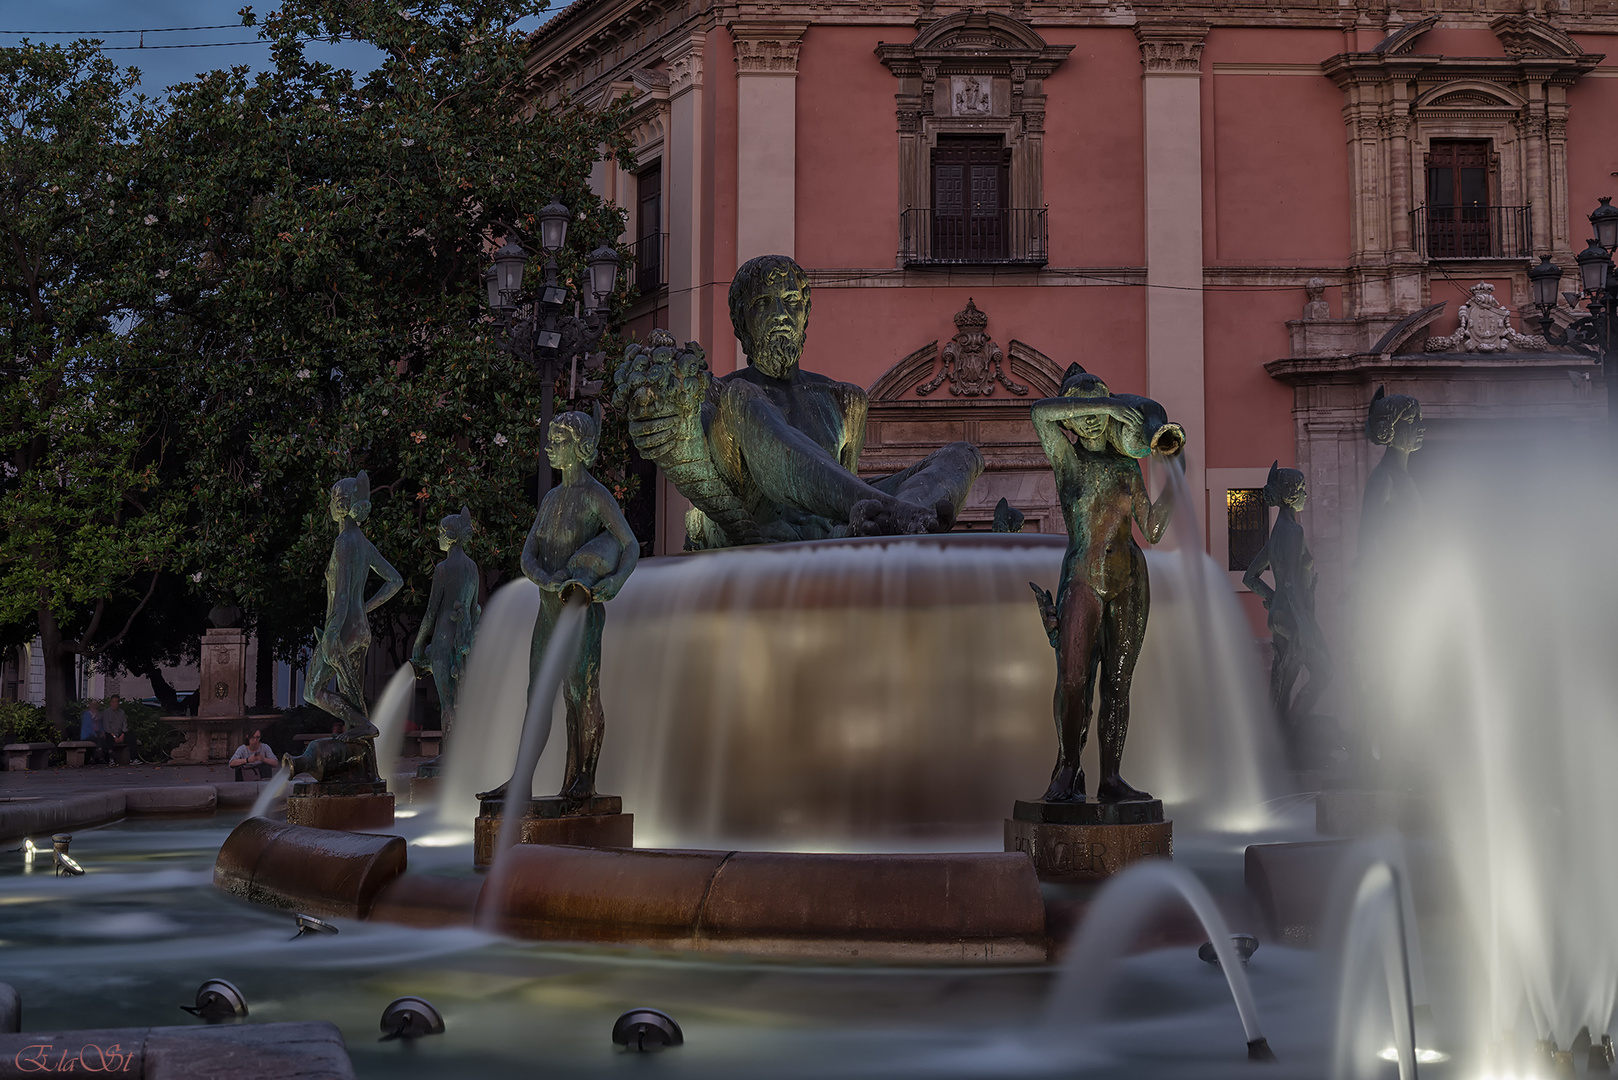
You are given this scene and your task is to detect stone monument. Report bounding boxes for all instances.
[410,506,481,778]
[473,410,639,866]
[1242,462,1334,766]
[286,470,404,831]
[166,605,254,765]
[612,255,986,549]
[1005,364,1181,882]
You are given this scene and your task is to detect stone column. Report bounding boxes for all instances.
[659,31,706,554]
[1136,24,1209,519]
[730,22,808,264]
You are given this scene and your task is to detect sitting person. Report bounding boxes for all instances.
[99,695,129,763]
[229,729,278,781]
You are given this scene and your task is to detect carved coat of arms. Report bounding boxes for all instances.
[917,298,1028,397]
[951,75,992,116]
[1424,282,1548,353]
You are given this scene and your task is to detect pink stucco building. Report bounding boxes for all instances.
[526,1,1616,627]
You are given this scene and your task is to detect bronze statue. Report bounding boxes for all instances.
[1242,463,1333,739]
[1358,385,1425,567]
[518,409,637,802]
[410,507,481,737]
[306,470,403,739]
[613,255,985,549]
[1028,364,1183,803]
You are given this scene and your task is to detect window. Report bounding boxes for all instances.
[932,136,1008,262]
[634,164,662,292]
[1226,488,1269,572]
[1425,140,1490,258]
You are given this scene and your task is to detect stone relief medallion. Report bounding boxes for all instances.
[950,75,992,116]
[1424,282,1549,353]
[918,298,1029,398]
[214,681,229,700]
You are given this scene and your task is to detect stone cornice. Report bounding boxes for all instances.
[1134,23,1209,74]
[729,20,811,74]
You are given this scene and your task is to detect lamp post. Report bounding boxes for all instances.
[485,203,622,497]
[1531,197,1618,432]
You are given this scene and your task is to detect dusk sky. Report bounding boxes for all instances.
[0,1,551,97]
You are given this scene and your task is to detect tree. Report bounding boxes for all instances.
[141,0,636,669]
[0,43,185,726]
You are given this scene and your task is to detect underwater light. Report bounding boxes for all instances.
[1198,934,1259,966]
[613,1008,683,1052]
[1378,1047,1451,1064]
[291,914,339,940]
[380,997,444,1041]
[180,980,247,1023]
[54,853,84,876]
[393,809,419,819]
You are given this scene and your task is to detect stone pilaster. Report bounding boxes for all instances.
[730,22,809,265]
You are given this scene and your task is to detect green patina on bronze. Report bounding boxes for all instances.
[1243,462,1333,740]
[518,409,638,803]
[612,254,985,549]
[410,506,482,738]
[1028,364,1184,804]
[306,471,403,741]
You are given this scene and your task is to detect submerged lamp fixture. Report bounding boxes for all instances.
[291,913,339,941]
[1377,1047,1450,1064]
[180,980,248,1023]
[380,997,445,1042]
[1197,934,1259,966]
[613,1008,683,1052]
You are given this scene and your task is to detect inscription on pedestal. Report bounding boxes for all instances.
[1005,799,1172,883]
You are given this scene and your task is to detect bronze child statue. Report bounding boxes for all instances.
[1243,463,1333,744]
[306,470,403,740]
[1029,364,1183,803]
[411,506,482,738]
[518,408,638,803]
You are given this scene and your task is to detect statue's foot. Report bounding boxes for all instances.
[1096,774,1152,802]
[475,781,510,802]
[933,500,957,532]
[1040,765,1086,803]
[338,723,379,742]
[560,779,595,802]
[850,497,940,537]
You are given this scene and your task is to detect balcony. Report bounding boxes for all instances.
[1411,205,1532,260]
[629,231,668,293]
[900,208,1048,268]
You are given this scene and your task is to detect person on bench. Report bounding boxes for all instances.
[229,730,277,781]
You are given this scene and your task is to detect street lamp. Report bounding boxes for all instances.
[1532,199,1618,415]
[486,204,622,496]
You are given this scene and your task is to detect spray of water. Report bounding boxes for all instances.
[480,591,590,929]
[1330,858,1421,1080]
[435,577,542,830]
[369,665,419,792]
[248,763,291,818]
[1042,859,1273,1060]
[1359,447,1618,1052]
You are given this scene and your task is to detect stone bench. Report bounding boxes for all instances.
[402,730,443,758]
[2,743,54,771]
[57,741,97,767]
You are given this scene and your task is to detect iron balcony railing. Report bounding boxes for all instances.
[630,231,668,293]
[900,207,1048,267]
[1411,204,1532,260]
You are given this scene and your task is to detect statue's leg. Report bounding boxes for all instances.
[868,442,986,527]
[306,646,366,732]
[332,639,376,739]
[428,645,455,738]
[1288,618,1335,723]
[718,381,939,534]
[1095,562,1152,802]
[480,595,562,802]
[1043,577,1101,802]
[560,603,607,801]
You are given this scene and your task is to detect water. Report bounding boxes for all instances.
[373,665,421,793]
[1358,455,1618,1054]
[432,530,1283,852]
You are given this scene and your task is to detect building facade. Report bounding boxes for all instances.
[526,0,1615,627]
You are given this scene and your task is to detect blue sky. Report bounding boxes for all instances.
[0,1,551,97]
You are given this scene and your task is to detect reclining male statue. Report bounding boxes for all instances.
[613,254,985,549]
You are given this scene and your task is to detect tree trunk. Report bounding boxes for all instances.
[130,658,181,714]
[36,606,70,732]
[254,640,274,712]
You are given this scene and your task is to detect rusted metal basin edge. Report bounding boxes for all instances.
[213,817,406,919]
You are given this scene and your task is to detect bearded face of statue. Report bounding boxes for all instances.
[743,268,809,379]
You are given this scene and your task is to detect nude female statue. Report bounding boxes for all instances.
[1242,463,1333,738]
[306,470,403,739]
[410,506,481,737]
[1358,385,1425,567]
[1028,364,1184,803]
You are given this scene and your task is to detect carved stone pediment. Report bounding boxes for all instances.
[870,301,1063,402]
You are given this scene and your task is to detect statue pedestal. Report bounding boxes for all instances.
[473,794,633,868]
[1004,799,1172,883]
[286,780,395,831]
